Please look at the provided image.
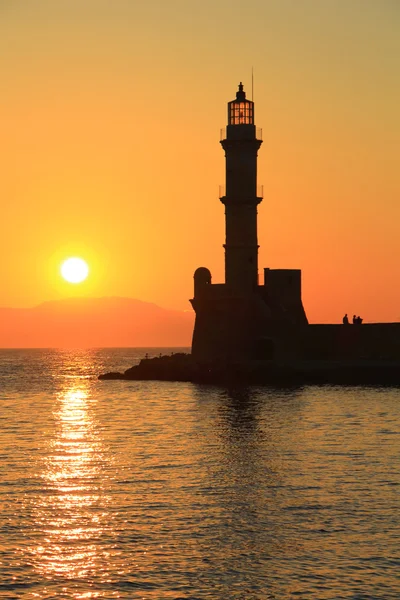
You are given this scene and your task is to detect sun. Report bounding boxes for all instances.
[60,257,89,284]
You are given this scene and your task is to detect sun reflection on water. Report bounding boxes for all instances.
[32,378,116,592]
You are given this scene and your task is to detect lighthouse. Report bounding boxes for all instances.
[220,82,263,293]
[191,83,308,362]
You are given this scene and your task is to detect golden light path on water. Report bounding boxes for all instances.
[31,377,118,598]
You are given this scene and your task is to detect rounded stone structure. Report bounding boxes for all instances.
[193,267,211,297]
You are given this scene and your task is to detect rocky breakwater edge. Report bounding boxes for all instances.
[99,353,400,386]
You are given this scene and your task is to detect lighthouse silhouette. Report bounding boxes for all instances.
[221,81,262,293]
[190,83,308,362]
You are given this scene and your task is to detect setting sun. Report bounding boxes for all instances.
[60,257,89,284]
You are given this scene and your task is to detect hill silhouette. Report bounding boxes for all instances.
[0,297,194,348]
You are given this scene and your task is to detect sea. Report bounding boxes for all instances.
[0,348,399,600]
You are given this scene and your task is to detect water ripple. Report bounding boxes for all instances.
[0,348,399,598]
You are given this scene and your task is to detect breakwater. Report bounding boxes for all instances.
[99,352,400,386]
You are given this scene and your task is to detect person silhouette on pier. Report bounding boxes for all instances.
[343,314,349,325]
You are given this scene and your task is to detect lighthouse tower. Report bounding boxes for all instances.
[191,83,307,362]
[221,82,263,293]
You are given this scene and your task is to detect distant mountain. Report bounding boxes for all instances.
[0,297,194,348]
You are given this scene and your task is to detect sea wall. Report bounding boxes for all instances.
[302,323,400,361]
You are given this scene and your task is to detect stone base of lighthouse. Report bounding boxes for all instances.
[190,267,308,362]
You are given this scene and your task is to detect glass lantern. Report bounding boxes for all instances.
[228,82,254,125]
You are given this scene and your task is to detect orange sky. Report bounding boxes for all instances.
[1,0,399,324]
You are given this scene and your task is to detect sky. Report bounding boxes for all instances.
[1,0,399,323]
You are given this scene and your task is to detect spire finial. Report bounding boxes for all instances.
[236,82,246,101]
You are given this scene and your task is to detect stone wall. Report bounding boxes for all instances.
[301,323,400,361]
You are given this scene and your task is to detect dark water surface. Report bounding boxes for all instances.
[0,348,399,599]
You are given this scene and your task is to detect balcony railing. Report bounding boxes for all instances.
[219,185,264,199]
[220,127,262,141]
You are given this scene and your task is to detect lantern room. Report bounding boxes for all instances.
[228,82,254,125]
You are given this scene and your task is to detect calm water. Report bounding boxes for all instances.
[0,348,399,599]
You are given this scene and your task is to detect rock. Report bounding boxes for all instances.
[98,371,125,380]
